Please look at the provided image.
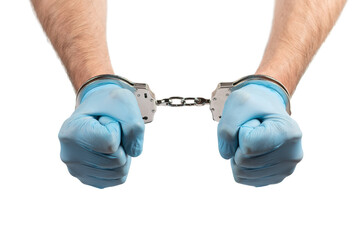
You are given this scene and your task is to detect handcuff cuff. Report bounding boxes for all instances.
[76,74,291,124]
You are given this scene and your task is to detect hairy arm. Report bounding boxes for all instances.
[31,0,113,92]
[256,0,346,95]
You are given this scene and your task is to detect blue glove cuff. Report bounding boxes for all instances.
[231,75,291,115]
[76,74,136,107]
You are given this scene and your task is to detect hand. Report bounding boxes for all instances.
[58,82,145,188]
[217,82,303,187]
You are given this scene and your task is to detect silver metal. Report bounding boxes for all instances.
[209,82,233,122]
[76,75,157,124]
[156,96,210,107]
[209,75,292,122]
[133,83,157,123]
[195,97,210,106]
[77,74,291,124]
[183,97,196,106]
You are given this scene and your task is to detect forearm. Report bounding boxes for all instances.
[31,0,113,92]
[256,0,346,95]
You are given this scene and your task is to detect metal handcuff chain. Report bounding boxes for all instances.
[156,97,210,107]
[76,74,291,124]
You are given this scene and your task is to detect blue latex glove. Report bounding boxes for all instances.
[217,82,303,187]
[58,81,145,188]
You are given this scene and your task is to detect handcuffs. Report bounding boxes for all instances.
[76,74,291,123]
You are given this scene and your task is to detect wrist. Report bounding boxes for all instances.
[255,56,302,96]
[71,65,115,93]
[76,76,121,106]
[232,75,291,115]
[76,74,140,106]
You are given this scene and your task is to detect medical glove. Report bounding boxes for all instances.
[217,82,303,187]
[58,81,145,188]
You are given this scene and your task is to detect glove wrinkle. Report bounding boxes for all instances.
[218,83,303,187]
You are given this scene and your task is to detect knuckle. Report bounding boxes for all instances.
[127,120,145,137]
[238,133,260,155]
[218,123,235,142]
[117,176,127,185]
[100,177,128,188]
[79,178,107,189]
[79,177,127,189]
[287,118,303,139]
[234,176,249,185]
[58,117,78,142]
[234,177,259,187]
[133,119,145,132]
[218,141,235,159]
[112,167,128,179]
[100,133,119,153]
[264,175,287,186]
[232,166,247,178]
[283,167,296,177]
[271,176,286,185]
[89,126,120,154]
[241,142,255,156]
[67,167,80,178]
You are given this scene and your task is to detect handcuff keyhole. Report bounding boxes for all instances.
[143,116,148,120]
[144,93,148,98]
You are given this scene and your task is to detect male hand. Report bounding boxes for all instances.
[217,82,303,187]
[58,82,145,188]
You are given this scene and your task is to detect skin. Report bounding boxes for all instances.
[32,0,346,187]
[31,0,113,92]
[256,0,347,95]
[31,0,346,94]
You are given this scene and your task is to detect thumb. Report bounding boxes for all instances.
[238,118,286,157]
[59,115,121,154]
[88,116,122,154]
[120,118,145,157]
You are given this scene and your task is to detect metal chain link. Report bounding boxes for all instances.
[156,96,210,107]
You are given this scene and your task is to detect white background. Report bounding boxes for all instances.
[0,1,359,239]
